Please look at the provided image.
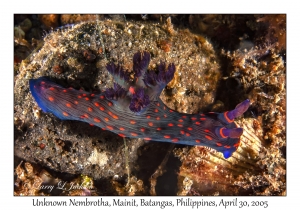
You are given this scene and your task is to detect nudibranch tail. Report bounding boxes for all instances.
[29,51,250,159]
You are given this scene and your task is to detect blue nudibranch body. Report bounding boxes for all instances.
[29,51,250,159]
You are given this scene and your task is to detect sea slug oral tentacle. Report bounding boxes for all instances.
[29,51,250,159]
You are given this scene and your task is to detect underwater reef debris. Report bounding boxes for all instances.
[174,118,284,196]
[60,14,103,25]
[256,14,286,50]
[175,19,286,195]
[38,14,59,29]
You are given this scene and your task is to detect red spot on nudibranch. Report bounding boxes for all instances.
[48,96,54,102]
[49,87,55,91]
[74,101,78,104]
[154,109,159,113]
[180,130,185,135]
[104,118,109,122]
[100,95,104,99]
[91,94,95,97]
[182,116,187,119]
[94,118,101,123]
[191,117,197,121]
[148,122,153,126]
[90,124,94,126]
[156,128,161,131]
[185,132,191,137]
[204,129,210,133]
[216,142,222,147]
[187,127,193,131]
[108,112,118,119]
[195,140,200,143]
[88,107,93,112]
[99,106,105,111]
[119,133,125,137]
[156,103,160,106]
[106,125,114,130]
[119,127,125,131]
[129,86,135,94]
[83,93,87,97]
[169,110,173,113]
[131,132,138,136]
[140,128,145,132]
[85,97,89,101]
[168,123,174,127]
[63,89,67,93]
[62,112,69,116]
[200,118,206,121]
[147,115,151,119]
[164,135,171,139]
[144,137,151,141]
[156,117,160,120]
[78,95,82,99]
[66,103,71,107]
[195,121,201,125]
[164,114,167,118]
[41,81,45,85]
[172,138,179,142]
[205,135,212,140]
[224,145,231,149]
[178,119,183,123]
[224,111,234,123]
[94,102,100,107]
[177,124,183,127]
[108,102,113,106]
[130,120,136,124]
[234,142,240,148]
[219,127,227,138]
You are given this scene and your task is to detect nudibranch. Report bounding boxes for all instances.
[29,51,250,159]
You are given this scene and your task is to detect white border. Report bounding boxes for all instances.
[3,0,296,209]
